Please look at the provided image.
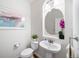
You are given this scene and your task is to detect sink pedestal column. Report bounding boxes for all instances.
[45,52,56,58]
[45,52,53,58]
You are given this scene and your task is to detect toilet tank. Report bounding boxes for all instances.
[31,41,38,50]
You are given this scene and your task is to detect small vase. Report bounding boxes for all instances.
[59,34,64,39]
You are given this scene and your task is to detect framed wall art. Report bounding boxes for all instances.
[0,11,25,29]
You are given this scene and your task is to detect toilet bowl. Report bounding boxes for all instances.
[20,48,34,58]
[20,41,38,58]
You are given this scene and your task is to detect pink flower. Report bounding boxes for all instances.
[59,18,65,29]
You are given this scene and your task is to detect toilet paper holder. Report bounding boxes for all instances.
[14,42,20,48]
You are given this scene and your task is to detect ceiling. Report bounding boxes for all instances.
[28,0,36,3]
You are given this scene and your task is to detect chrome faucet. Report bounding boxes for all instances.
[48,40,53,43]
[44,38,53,43]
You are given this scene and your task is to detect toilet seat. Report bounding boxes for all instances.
[21,48,34,58]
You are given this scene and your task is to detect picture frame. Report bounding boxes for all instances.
[0,15,25,30]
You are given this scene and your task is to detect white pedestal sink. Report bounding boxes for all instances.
[39,40,61,58]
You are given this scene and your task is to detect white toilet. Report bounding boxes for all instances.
[20,41,38,58]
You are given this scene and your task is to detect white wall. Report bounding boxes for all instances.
[31,0,45,40]
[0,0,31,58]
[73,0,79,57]
[31,0,73,58]
[73,0,79,37]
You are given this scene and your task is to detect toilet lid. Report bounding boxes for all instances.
[21,48,34,56]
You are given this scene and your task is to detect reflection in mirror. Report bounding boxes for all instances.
[45,8,64,35]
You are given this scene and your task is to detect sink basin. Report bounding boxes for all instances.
[39,40,61,53]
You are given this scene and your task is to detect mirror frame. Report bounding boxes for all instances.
[42,0,65,39]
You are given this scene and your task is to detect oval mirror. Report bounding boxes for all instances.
[45,8,64,35]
